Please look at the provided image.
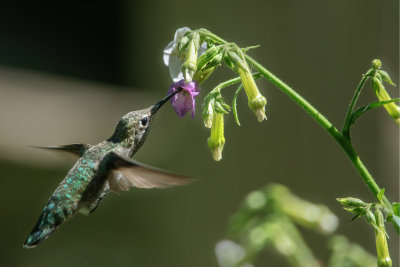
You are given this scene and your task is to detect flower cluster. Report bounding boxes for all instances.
[163,27,268,161]
[337,197,392,266]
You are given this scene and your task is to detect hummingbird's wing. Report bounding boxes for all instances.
[104,152,194,192]
[32,143,91,157]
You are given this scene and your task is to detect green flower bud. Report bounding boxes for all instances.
[372,59,382,70]
[193,67,215,84]
[182,31,200,83]
[197,45,223,71]
[182,61,197,82]
[371,76,400,125]
[207,112,225,161]
[238,67,267,122]
[202,96,215,128]
[365,209,379,232]
[224,50,247,71]
[178,34,191,56]
[337,197,368,208]
[375,209,392,267]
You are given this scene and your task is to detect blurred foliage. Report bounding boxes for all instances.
[216,184,378,267]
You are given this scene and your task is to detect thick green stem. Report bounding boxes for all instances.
[200,29,392,212]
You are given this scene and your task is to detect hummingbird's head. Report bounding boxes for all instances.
[108,88,182,147]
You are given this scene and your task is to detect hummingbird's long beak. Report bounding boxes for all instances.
[151,88,183,114]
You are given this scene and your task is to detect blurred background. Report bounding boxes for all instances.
[0,0,398,266]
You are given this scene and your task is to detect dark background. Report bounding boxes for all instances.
[0,0,398,266]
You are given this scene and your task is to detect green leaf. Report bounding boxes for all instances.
[377,188,385,203]
[377,70,396,86]
[232,85,243,126]
[348,98,400,127]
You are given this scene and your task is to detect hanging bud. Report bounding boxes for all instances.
[225,50,247,71]
[371,76,400,125]
[182,31,200,83]
[238,67,267,122]
[374,208,392,267]
[207,112,225,161]
[224,47,267,122]
[202,95,215,128]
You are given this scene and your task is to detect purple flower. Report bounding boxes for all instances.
[168,79,200,118]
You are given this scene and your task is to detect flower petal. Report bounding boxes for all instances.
[198,42,208,56]
[168,55,184,82]
[163,42,175,66]
[167,79,201,118]
[174,27,191,43]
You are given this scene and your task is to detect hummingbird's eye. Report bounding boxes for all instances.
[140,117,148,126]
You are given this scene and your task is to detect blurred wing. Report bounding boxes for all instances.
[32,143,91,157]
[105,152,194,193]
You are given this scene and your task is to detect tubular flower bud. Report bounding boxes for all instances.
[202,96,215,128]
[193,67,215,85]
[375,209,392,267]
[337,197,368,208]
[371,77,400,125]
[182,31,200,83]
[223,46,267,122]
[197,45,223,71]
[207,112,225,161]
[238,67,267,122]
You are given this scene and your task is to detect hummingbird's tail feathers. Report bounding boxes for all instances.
[23,202,68,248]
[31,143,91,157]
[23,225,56,249]
[103,152,194,192]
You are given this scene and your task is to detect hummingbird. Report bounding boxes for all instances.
[23,88,192,248]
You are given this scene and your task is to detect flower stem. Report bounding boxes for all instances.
[200,29,392,213]
[247,56,392,213]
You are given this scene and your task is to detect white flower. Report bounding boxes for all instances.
[163,27,207,82]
